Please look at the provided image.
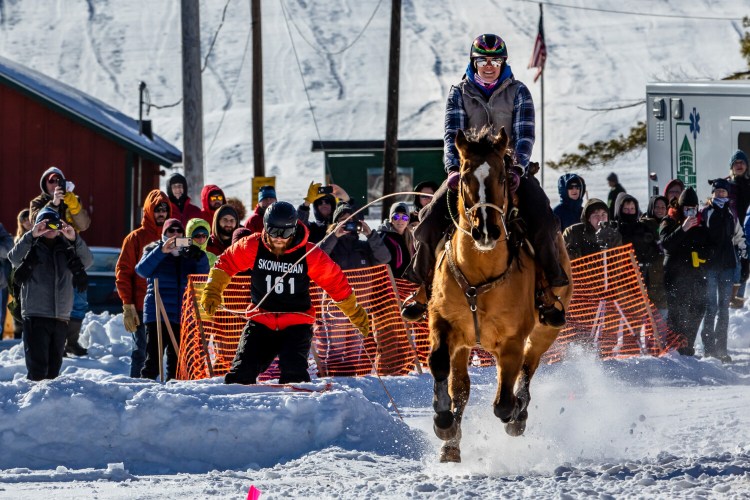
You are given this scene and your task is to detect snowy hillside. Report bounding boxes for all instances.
[0,0,746,207]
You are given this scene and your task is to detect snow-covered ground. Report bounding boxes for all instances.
[0,310,749,498]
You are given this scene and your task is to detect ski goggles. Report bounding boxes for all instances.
[475,57,504,68]
[266,226,296,239]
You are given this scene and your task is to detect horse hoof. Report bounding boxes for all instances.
[493,403,513,423]
[439,445,461,463]
[505,420,527,436]
[433,411,457,440]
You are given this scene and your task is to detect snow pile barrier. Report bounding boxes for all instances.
[177,246,681,380]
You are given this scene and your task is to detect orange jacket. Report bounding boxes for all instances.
[115,190,171,311]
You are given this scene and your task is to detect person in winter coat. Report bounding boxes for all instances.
[8,207,92,381]
[563,198,622,260]
[606,172,626,219]
[640,195,669,311]
[116,190,171,377]
[553,173,587,231]
[0,224,13,338]
[727,150,750,307]
[377,202,415,279]
[185,217,217,267]
[206,204,239,257]
[200,201,371,384]
[320,203,391,271]
[245,185,277,233]
[413,180,439,214]
[199,184,227,226]
[699,179,745,362]
[136,219,209,380]
[613,193,659,266]
[9,209,32,339]
[166,173,202,226]
[659,187,708,357]
[29,166,91,357]
[297,182,355,244]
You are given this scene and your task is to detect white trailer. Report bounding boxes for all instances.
[646,81,750,200]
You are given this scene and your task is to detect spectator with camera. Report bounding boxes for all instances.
[553,173,587,231]
[185,217,217,267]
[377,202,415,279]
[659,187,708,357]
[206,204,240,257]
[199,184,227,226]
[699,179,744,362]
[8,208,92,380]
[116,190,171,377]
[29,166,91,356]
[562,198,622,260]
[245,185,277,233]
[297,182,354,244]
[166,173,203,226]
[320,203,390,270]
[136,218,209,380]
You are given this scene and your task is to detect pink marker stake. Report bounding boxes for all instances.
[247,485,262,500]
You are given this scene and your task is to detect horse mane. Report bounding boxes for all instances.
[461,127,507,159]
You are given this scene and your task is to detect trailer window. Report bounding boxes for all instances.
[739,133,750,157]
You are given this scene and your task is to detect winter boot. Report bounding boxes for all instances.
[729,284,746,309]
[65,318,88,356]
[401,284,429,322]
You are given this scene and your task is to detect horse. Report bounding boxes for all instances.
[428,127,573,463]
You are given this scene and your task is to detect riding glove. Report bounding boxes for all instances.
[122,304,140,333]
[447,171,460,191]
[336,293,371,337]
[200,268,232,316]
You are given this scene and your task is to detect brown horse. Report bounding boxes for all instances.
[428,127,573,463]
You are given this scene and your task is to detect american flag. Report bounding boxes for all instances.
[528,6,546,83]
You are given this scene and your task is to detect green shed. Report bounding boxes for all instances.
[311,139,445,218]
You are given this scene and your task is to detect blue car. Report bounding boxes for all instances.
[87,246,122,314]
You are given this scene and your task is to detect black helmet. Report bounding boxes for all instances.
[263,201,297,238]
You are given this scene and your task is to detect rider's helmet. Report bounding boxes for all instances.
[469,34,508,60]
[263,201,298,239]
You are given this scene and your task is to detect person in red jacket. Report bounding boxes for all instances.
[199,184,227,226]
[166,173,202,226]
[244,185,277,233]
[200,201,370,384]
[115,190,171,377]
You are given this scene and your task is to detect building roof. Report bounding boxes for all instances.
[0,54,181,166]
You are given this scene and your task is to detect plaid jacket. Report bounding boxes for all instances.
[444,76,535,174]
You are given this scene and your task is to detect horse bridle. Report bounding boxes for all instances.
[447,166,511,245]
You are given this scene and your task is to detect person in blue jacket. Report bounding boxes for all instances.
[136,218,209,380]
[552,173,586,231]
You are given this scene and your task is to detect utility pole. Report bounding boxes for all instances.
[181,0,204,192]
[251,0,265,177]
[382,0,401,218]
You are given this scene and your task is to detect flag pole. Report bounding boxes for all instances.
[539,3,545,189]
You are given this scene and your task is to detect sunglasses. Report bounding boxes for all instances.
[165,227,183,234]
[154,206,169,213]
[475,57,504,68]
[46,177,62,184]
[392,213,410,222]
[317,198,332,205]
[266,226,296,239]
[209,194,224,202]
[191,233,209,240]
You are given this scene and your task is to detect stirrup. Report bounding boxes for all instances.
[401,290,428,322]
[536,288,566,327]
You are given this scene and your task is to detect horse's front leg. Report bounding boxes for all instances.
[440,345,471,463]
[492,334,524,423]
[429,316,456,440]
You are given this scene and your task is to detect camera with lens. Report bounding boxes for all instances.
[344,221,361,233]
[597,220,618,230]
[56,177,67,193]
[318,185,334,195]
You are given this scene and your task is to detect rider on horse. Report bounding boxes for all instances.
[402,33,569,327]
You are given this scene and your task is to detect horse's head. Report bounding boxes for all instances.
[455,127,510,251]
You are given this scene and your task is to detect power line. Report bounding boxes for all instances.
[280,0,334,183]
[282,0,384,56]
[206,2,253,157]
[516,0,744,21]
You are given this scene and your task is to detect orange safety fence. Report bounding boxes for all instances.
[177,245,682,380]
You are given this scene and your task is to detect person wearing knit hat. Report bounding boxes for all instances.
[8,202,93,380]
[207,204,240,256]
[658,186,709,357]
[135,217,209,381]
[244,185,278,234]
[166,173,203,226]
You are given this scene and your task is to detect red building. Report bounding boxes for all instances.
[0,55,181,247]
